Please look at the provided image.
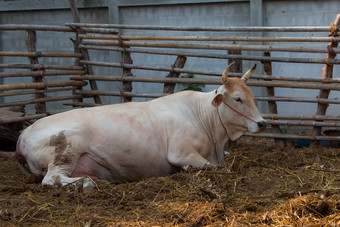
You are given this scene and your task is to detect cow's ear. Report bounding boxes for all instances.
[211,93,224,107]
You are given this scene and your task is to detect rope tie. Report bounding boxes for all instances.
[120,72,132,82]
[328,22,339,37]
[271,113,276,125]
[118,35,127,55]
[118,86,128,103]
[325,55,334,66]
[39,64,48,96]
[325,22,339,66]
[170,65,175,74]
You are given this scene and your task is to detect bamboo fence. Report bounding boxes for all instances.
[1,18,340,144]
[0,23,87,125]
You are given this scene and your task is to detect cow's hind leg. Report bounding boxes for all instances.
[42,132,95,188]
[42,167,94,188]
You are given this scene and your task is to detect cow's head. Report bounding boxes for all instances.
[212,63,266,140]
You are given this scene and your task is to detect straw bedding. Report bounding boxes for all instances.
[0,138,339,226]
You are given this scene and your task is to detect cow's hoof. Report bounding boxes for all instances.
[182,165,200,172]
[182,165,190,171]
[203,163,218,171]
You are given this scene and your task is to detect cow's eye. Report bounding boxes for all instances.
[234,97,242,103]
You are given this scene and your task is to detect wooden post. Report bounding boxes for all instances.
[25,30,46,114]
[225,45,242,149]
[262,51,288,147]
[228,42,242,72]
[313,14,340,137]
[69,0,102,104]
[163,56,187,94]
[120,38,134,102]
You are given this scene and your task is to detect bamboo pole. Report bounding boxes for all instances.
[66,23,331,32]
[0,81,87,91]
[0,51,82,58]
[245,132,340,141]
[0,95,82,108]
[76,90,169,99]
[262,114,340,121]
[248,80,340,90]
[264,119,340,127]
[256,96,340,104]
[79,44,340,66]
[0,24,73,32]
[0,113,48,124]
[0,70,85,78]
[0,63,84,70]
[82,27,118,34]
[71,74,221,85]
[0,87,75,97]
[63,102,102,107]
[82,39,340,54]
[79,34,340,43]
[0,24,117,34]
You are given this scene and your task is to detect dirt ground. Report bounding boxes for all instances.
[0,138,339,226]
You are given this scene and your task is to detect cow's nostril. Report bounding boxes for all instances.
[257,121,266,129]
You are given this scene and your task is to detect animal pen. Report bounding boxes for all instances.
[0,10,340,226]
[0,15,340,147]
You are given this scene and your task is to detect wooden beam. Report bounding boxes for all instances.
[26,30,46,114]
[262,51,286,146]
[163,56,187,94]
[69,0,102,104]
[313,14,340,136]
[120,40,134,102]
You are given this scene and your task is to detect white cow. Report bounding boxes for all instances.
[16,63,265,188]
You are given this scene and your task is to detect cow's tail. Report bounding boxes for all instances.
[16,133,31,176]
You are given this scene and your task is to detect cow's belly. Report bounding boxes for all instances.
[71,152,177,183]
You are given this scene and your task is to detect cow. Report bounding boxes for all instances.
[16,63,266,188]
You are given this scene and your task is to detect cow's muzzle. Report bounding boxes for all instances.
[257,120,267,131]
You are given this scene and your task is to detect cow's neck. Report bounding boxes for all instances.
[194,90,231,164]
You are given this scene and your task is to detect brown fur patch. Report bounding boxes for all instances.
[50,131,73,166]
[50,131,67,153]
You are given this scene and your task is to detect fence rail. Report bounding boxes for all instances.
[66,23,332,32]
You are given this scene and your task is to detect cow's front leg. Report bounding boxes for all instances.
[167,148,211,169]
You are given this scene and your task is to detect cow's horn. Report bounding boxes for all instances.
[241,64,257,82]
[222,62,235,84]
